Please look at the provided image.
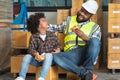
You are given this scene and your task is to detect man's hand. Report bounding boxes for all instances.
[74,28,84,37]
[35,52,46,62]
[71,26,79,32]
[71,26,89,41]
[51,48,60,54]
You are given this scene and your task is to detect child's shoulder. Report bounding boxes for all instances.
[31,33,39,38]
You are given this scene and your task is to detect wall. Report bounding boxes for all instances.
[28,12,57,24]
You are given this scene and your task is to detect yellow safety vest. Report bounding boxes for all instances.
[64,16,99,51]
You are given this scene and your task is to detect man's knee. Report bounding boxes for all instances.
[53,53,62,62]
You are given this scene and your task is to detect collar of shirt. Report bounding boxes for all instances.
[35,31,50,38]
[78,20,91,27]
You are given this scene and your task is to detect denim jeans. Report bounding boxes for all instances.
[53,38,101,77]
[19,53,53,79]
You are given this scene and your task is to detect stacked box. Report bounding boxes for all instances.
[12,30,31,48]
[0,0,13,23]
[108,3,120,70]
[108,4,120,33]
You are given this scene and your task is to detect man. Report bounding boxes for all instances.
[48,0,101,80]
[15,13,60,80]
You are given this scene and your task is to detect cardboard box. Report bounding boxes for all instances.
[108,17,120,33]
[108,38,120,53]
[12,30,31,48]
[108,53,120,69]
[109,4,120,18]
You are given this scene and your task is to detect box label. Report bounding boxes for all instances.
[112,60,119,64]
[112,26,120,29]
[112,46,120,50]
[113,11,120,14]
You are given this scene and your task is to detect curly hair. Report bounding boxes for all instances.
[27,13,45,34]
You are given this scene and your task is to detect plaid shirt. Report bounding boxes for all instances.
[48,16,101,40]
[28,31,60,57]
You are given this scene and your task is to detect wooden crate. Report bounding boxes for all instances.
[36,66,58,80]
[108,53,120,69]
[57,9,70,24]
[12,30,31,48]
[70,0,84,16]
[108,38,120,53]
[108,17,120,33]
[57,66,79,80]
[108,3,120,18]
[57,33,65,50]
[11,55,58,80]
[11,55,36,74]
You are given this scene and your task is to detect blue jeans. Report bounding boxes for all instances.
[53,38,101,77]
[19,53,53,79]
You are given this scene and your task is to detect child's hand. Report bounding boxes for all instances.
[35,52,46,62]
[51,48,60,54]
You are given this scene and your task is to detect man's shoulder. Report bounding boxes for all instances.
[89,21,100,27]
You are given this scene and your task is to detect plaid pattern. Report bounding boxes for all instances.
[28,31,60,56]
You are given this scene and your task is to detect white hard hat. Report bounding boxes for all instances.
[82,0,98,14]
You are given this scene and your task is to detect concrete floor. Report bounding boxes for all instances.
[0,70,120,80]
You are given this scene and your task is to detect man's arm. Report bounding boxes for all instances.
[72,26,101,41]
[90,27,101,40]
[71,26,90,41]
[48,19,67,32]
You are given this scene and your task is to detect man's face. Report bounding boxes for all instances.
[38,18,49,31]
[77,7,93,23]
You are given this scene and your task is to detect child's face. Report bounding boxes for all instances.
[38,18,49,31]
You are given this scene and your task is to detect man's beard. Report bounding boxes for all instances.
[76,15,89,23]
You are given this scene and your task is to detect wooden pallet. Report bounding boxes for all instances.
[11,55,81,80]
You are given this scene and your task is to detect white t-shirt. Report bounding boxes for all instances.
[40,34,46,55]
[40,34,46,41]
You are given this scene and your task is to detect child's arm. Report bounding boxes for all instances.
[48,16,70,32]
[28,35,38,57]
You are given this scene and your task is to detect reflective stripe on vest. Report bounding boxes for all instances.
[64,16,99,51]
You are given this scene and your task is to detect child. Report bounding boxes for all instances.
[15,13,60,80]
